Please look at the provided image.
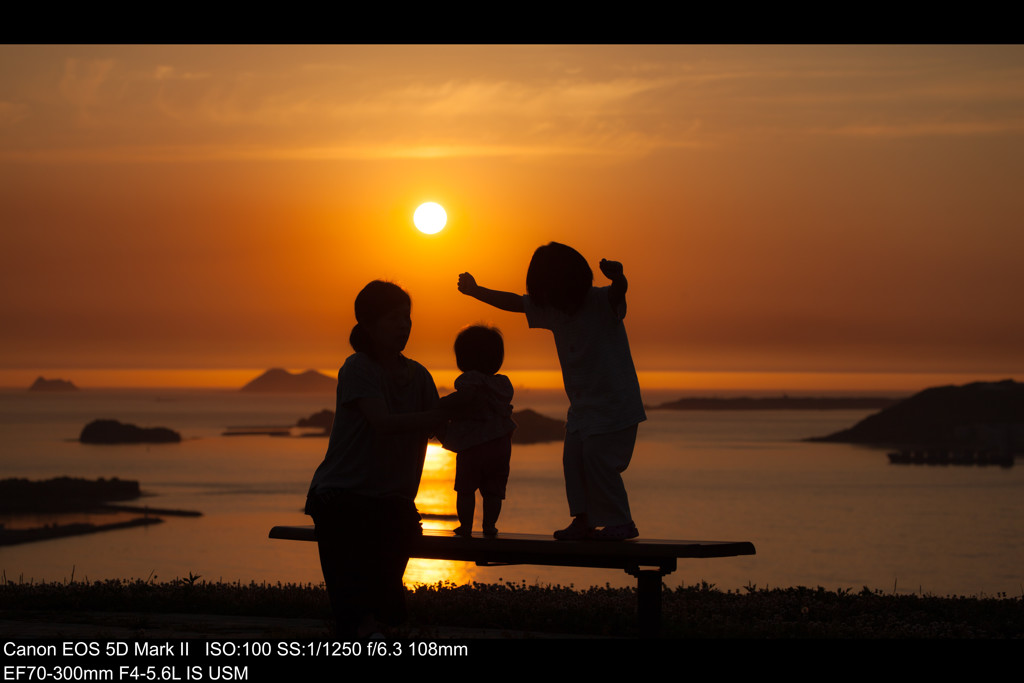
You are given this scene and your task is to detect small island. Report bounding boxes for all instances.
[28,376,78,392]
[240,368,336,393]
[80,419,181,444]
[296,409,335,432]
[510,409,566,444]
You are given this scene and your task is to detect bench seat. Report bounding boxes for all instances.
[270,525,755,637]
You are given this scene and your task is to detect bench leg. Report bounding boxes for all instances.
[635,570,662,638]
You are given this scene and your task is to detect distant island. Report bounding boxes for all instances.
[807,379,1024,452]
[0,477,199,546]
[28,376,77,392]
[510,409,566,444]
[296,409,335,431]
[1,476,139,512]
[649,396,898,410]
[240,368,336,393]
[292,407,567,444]
[80,419,181,444]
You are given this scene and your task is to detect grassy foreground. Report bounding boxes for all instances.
[2,577,1022,638]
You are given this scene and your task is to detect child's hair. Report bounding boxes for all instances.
[526,242,593,315]
[349,280,411,353]
[454,325,504,375]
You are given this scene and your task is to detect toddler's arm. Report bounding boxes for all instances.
[458,272,525,313]
[600,259,628,311]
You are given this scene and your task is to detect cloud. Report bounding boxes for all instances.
[828,120,1024,139]
[58,58,117,117]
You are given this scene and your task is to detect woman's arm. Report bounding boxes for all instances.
[356,397,448,434]
[458,272,525,313]
[439,385,479,412]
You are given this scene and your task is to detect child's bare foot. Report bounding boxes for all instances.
[483,526,498,537]
[453,526,472,537]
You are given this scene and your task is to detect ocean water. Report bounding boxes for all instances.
[1,388,1022,597]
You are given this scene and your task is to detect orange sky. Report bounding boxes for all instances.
[2,45,1022,390]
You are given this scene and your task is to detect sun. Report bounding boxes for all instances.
[414,202,447,234]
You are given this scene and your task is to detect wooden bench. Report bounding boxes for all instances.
[269,525,755,637]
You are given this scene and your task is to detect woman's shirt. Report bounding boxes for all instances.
[307,352,439,501]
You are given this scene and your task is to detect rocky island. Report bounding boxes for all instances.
[0,477,200,546]
[28,376,77,392]
[80,419,181,444]
[240,368,336,393]
[807,379,1024,454]
[1,476,140,512]
[509,409,566,444]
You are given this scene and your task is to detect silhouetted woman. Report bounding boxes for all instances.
[305,280,447,638]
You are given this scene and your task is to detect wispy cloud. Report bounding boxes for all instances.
[3,46,1023,164]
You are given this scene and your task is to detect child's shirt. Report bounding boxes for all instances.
[441,371,516,453]
[524,286,646,438]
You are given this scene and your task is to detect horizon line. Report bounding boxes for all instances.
[3,368,1019,394]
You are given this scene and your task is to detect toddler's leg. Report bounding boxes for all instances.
[455,490,475,536]
[482,496,501,535]
[581,424,638,528]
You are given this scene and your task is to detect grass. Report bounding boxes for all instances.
[2,575,1022,638]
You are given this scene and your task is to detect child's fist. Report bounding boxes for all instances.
[599,259,624,279]
[458,272,478,294]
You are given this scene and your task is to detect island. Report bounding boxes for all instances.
[510,409,566,444]
[28,376,77,392]
[240,368,336,393]
[0,477,200,546]
[807,379,1024,458]
[1,476,140,512]
[296,409,335,431]
[80,419,181,444]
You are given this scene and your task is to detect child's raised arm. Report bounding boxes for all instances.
[599,259,628,312]
[458,272,525,313]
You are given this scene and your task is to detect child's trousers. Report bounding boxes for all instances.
[562,424,638,527]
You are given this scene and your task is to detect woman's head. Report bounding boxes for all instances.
[349,280,412,355]
[454,325,504,375]
[526,242,593,315]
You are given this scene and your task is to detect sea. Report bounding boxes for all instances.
[2,387,1022,598]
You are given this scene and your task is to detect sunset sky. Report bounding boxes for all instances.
[2,45,1022,391]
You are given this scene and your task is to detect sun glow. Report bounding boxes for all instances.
[413,202,447,234]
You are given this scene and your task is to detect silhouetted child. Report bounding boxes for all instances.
[442,325,516,537]
[458,243,645,540]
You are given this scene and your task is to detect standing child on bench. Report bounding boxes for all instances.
[442,325,516,537]
[457,242,646,540]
